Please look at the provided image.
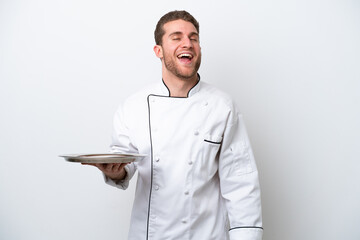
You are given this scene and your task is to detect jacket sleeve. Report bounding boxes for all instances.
[104,103,138,190]
[218,111,263,240]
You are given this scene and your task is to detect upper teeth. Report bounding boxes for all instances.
[178,53,192,58]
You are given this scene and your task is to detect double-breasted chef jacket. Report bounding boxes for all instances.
[105,78,263,240]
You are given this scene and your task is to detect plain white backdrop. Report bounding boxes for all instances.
[1,0,359,239]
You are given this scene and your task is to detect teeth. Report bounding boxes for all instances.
[178,53,193,58]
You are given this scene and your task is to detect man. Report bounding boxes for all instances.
[90,10,263,240]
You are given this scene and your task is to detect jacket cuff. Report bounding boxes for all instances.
[229,227,263,240]
[103,164,131,190]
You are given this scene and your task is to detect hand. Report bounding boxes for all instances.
[82,162,129,180]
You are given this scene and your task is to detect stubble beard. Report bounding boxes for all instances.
[163,53,201,80]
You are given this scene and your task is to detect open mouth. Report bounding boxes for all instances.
[177,53,193,63]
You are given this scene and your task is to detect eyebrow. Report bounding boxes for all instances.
[169,31,199,38]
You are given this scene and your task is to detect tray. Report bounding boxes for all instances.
[60,153,146,163]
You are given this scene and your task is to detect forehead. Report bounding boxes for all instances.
[162,19,198,35]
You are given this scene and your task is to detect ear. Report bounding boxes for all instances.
[153,45,163,59]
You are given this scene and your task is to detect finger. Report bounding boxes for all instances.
[120,162,129,170]
[93,163,107,171]
[106,163,116,172]
[105,163,118,172]
[111,163,121,172]
[112,163,126,172]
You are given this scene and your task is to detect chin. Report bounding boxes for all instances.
[178,67,198,77]
[177,72,197,80]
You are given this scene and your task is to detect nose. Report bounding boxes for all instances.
[181,36,193,48]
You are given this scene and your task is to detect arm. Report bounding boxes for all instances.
[218,113,263,240]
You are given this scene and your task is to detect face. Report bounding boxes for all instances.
[155,19,201,80]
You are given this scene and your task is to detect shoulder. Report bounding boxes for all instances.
[112,82,158,118]
[200,82,237,109]
[123,82,158,106]
[199,82,241,125]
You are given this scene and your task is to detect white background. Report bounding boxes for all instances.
[1,0,359,239]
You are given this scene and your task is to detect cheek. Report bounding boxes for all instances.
[196,45,202,54]
[163,43,179,53]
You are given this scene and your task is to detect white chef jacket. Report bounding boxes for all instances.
[105,79,263,240]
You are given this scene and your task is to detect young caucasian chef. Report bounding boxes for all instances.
[85,10,263,240]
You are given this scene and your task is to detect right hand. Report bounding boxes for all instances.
[82,162,129,180]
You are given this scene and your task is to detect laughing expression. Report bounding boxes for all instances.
[157,19,201,80]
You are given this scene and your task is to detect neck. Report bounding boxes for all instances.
[162,71,198,98]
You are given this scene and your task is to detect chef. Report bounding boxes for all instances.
[88,10,263,240]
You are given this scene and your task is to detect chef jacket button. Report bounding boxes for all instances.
[154,185,159,190]
[194,130,199,136]
[155,157,160,162]
[204,101,208,106]
[184,190,189,195]
[188,161,193,165]
[181,219,187,224]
